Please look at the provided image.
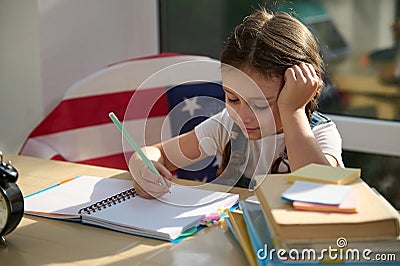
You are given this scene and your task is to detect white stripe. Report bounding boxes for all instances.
[24,117,172,162]
[64,56,221,99]
[330,115,400,156]
[20,138,60,159]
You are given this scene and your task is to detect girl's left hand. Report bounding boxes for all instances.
[277,63,319,114]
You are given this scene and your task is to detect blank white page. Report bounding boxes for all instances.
[81,184,239,240]
[24,176,133,216]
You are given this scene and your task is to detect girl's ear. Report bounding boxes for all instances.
[276,77,285,99]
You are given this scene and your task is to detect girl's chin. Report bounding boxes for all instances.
[241,128,280,140]
[241,128,262,140]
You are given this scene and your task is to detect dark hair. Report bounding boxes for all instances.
[221,8,324,117]
[219,8,325,176]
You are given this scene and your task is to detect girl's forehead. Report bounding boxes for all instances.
[221,67,282,100]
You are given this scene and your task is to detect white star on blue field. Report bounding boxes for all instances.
[166,82,225,182]
[181,97,202,117]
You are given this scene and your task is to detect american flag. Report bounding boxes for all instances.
[19,53,225,182]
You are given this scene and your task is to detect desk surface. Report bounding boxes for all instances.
[1,155,253,266]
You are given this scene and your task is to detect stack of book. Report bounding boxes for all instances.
[226,164,400,265]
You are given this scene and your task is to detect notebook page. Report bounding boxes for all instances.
[81,185,239,240]
[24,176,133,217]
[158,183,237,206]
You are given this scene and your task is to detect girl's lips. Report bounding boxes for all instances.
[245,127,259,132]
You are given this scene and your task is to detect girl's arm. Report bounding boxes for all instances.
[129,130,205,198]
[278,63,339,171]
[154,130,206,171]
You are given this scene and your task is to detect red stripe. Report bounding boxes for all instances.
[52,152,177,173]
[51,154,67,161]
[107,53,183,68]
[75,153,176,173]
[77,152,132,170]
[29,87,169,137]
[124,88,169,121]
[51,152,130,170]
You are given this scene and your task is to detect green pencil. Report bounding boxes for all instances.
[108,112,169,189]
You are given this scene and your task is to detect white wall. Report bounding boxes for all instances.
[0,0,159,154]
[0,0,43,155]
[39,0,159,115]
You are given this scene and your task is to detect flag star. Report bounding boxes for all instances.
[181,97,202,117]
[201,175,209,183]
[213,156,222,168]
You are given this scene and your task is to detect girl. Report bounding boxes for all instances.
[129,8,343,199]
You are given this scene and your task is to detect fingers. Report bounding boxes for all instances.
[279,63,320,112]
[136,165,171,197]
[129,156,172,199]
[284,67,296,83]
[305,63,318,80]
[153,161,173,182]
[139,161,172,187]
[285,63,319,92]
[132,179,154,199]
[288,63,316,80]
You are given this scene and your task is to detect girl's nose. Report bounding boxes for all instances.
[237,102,254,123]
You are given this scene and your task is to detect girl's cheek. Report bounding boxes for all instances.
[226,104,240,123]
[257,111,278,136]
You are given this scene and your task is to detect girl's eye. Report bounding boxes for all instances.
[253,104,270,110]
[252,100,271,110]
[227,98,240,104]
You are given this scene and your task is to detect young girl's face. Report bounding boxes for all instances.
[222,67,283,140]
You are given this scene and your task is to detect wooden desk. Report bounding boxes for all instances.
[1,155,253,265]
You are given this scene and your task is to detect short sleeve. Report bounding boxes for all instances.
[312,121,344,167]
[194,108,233,156]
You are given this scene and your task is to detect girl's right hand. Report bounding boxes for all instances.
[277,63,319,114]
[129,147,172,199]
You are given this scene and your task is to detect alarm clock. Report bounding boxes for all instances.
[0,151,24,247]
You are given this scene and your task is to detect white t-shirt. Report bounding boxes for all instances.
[194,108,344,177]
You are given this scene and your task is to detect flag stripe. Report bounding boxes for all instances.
[50,152,131,170]
[77,152,131,170]
[21,138,61,159]
[29,87,169,137]
[24,117,172,161]
[51,154,67,161]
[64,57,221,100]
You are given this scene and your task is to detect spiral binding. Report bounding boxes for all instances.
[78,187,137,215]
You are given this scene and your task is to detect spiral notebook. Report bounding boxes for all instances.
[24,176,239,241]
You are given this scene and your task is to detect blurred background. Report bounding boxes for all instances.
[1,0,399,208]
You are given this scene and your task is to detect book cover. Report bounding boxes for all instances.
[288,163,361,185]
[239,200,275,266]
[228,210,257,266]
